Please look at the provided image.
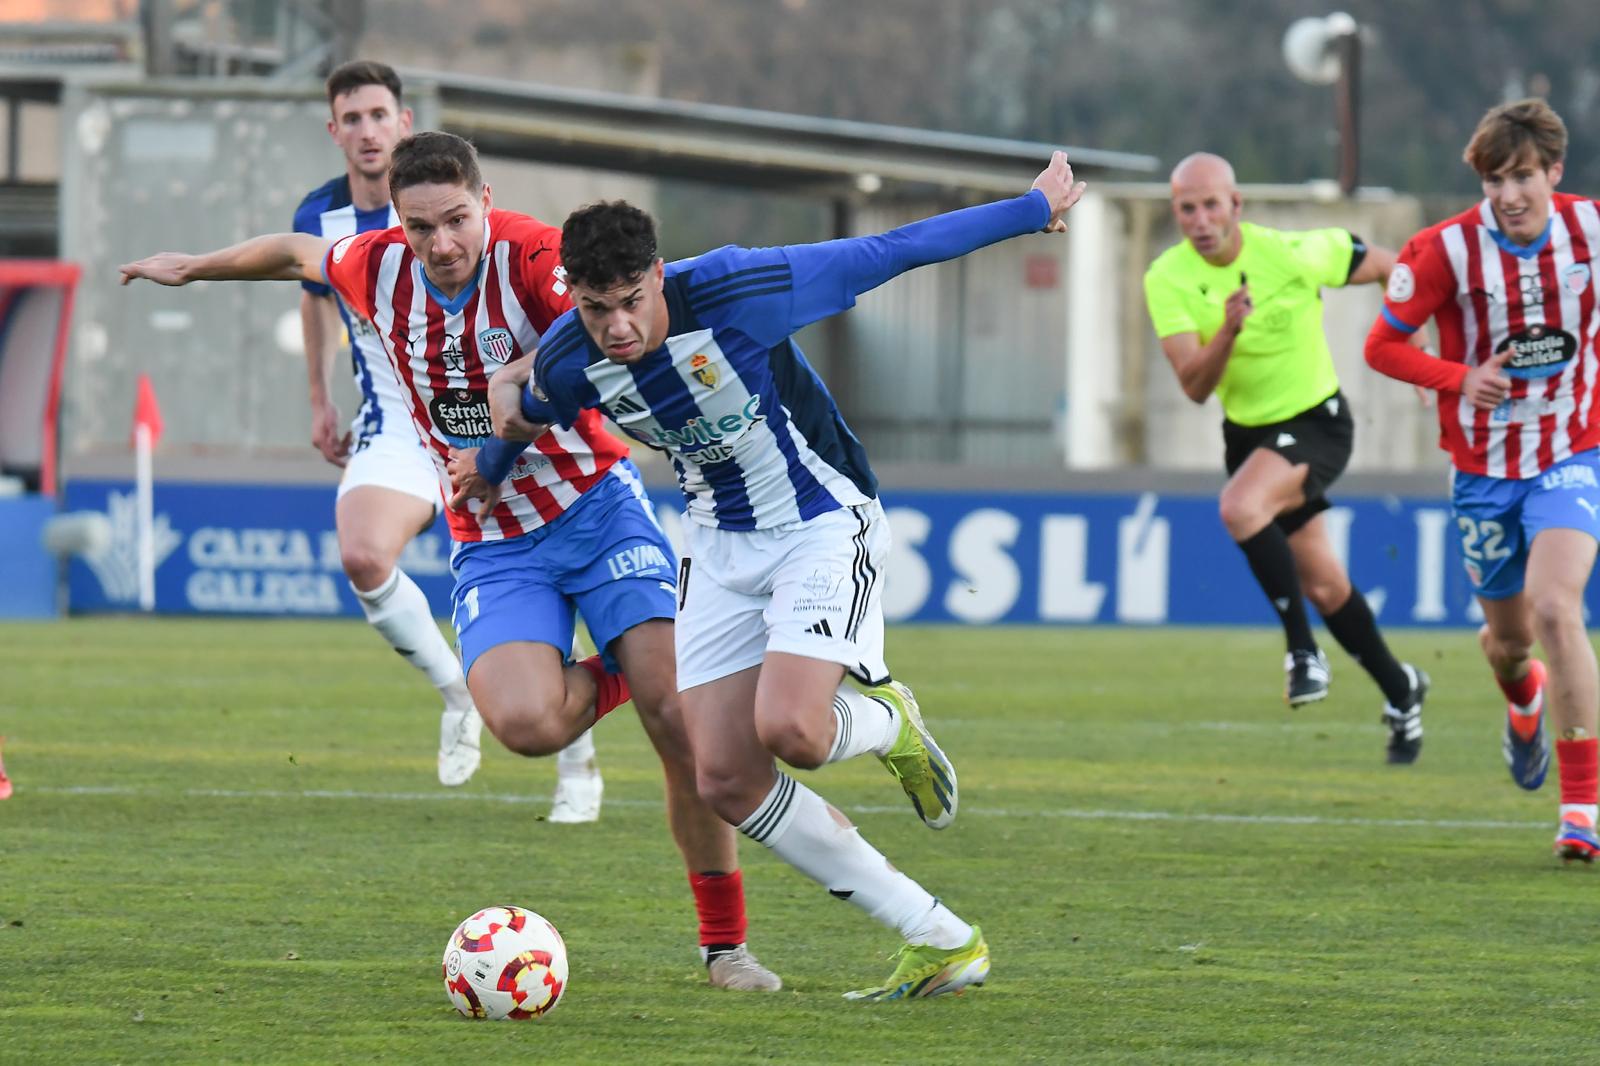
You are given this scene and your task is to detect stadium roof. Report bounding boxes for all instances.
[409,68,1160,199]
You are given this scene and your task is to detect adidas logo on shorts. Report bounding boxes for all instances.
[804,618,834,638]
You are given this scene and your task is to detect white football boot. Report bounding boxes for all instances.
[705,945,783,991]
[548,768,603,823]
[437,705,482,787]
[549,726,603,823]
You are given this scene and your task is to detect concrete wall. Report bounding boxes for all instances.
[58,82,411,457]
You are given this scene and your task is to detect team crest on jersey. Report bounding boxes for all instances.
[1564,262,1592,296]
[478,327,516,365]
[690,353,719,390]
[331,235,356,263]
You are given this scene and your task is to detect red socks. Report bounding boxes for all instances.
[1558,737,1599,808]
[574,655,631,722]
[689,869,748,948]
[1496,660,1544,709]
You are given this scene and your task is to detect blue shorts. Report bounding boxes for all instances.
[449,460,678,678]
[1451,448,1600,599]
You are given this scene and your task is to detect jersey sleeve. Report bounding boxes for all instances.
[692,191,1052,347]
[292,197,333,299]
[511,229,574,332]
[530,317,593,430]
[680,245,799,347]
[1285,227,1355,289]
[1142,265,1197,339]
[1363,231,1467,392]
[320,231,384,323]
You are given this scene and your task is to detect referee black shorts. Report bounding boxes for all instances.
[1222,390,1354,536]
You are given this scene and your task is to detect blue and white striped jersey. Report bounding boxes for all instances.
[293,175,404,445]
[534,189,1051,531]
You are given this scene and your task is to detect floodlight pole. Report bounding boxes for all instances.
[1334,28,1361,197]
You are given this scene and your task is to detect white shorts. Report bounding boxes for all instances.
[336,425,444,511]
[675,499,891,691]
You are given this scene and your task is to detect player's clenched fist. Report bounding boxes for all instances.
[119,252,199,287]
[1461,348,1515,411]
[1222,282,1253,336]
[445,446,502,514]
[1031,150,1088,233]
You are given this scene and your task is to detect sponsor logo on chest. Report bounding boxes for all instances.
[648,394,765,465]
[1496,323,1578,380]
[429,389,492,446]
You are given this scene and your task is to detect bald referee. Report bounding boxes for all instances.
[1143,152,1426,764]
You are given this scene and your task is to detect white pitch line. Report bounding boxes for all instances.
[21,784,1549,832]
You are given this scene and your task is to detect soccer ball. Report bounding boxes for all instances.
[442,905,568,1020]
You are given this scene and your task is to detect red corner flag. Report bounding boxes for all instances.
[132,372,164,448]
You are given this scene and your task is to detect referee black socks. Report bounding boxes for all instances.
[1322,590,1413,708]
[1236,525,1318,655]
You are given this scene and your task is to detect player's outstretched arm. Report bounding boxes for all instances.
[119,233,332,287]
[759,152,1087,340]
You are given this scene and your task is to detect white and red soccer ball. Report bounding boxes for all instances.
[442,906,568,1020]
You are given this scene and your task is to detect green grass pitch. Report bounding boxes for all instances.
[1,619,1592,1064]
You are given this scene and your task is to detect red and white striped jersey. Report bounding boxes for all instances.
[1368,193,1600,479]
[323,209,628,542]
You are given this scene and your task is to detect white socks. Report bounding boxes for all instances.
[1562,803,1600,826]
[738,772,972,949]
[558,727,597,775]
[352,569,470,709]
[825,686,900,764]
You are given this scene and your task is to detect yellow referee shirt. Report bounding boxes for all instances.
[1143,222,1353,427]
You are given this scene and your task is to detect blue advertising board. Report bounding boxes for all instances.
[0,495,59,618]
[63,480,455,618]
[63,478,1511,626]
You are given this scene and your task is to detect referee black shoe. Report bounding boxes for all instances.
[1382,664,1428,765]
[1285,649,1331,707]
